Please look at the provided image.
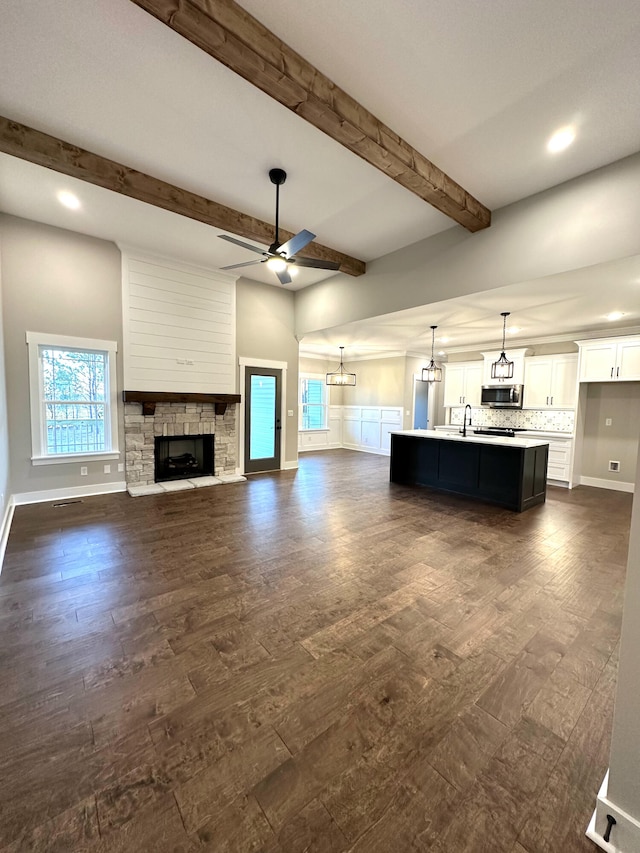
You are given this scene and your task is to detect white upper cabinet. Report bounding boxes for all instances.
[481,349,529,386]
[523,354,578,409]
[577,336,640,382]
[443,361,483,407]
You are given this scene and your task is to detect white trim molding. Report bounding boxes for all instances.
[587,770,640,852]
[11,481,127,506]
[238,357,289,473]
[25,331,120,464]
[580,476,635,494]
[0,497,16,576]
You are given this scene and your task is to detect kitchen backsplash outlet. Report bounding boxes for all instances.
[449,408,575,433]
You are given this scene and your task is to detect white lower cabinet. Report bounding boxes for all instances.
[547,438,573,482]
[521,432,573,484]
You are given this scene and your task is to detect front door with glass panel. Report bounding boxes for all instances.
[244,367,282,473]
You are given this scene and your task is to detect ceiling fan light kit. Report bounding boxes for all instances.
[219,168,340,286]
[421,325,443,383]
[491,312,515,380]
[326,346,356,386]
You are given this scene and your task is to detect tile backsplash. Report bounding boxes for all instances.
[448,407,575,433]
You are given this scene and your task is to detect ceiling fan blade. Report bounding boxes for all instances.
[275,267,292,285]
[277,229,315,258]
[218,234,267,255]
[293,256,341,271]
[220,260,261,270]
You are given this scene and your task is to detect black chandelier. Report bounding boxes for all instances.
[491,312,515,380]
[326,346,356,386]
[421,325,442,382]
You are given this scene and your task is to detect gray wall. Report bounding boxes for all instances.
[0,215,124,496]
[236,278,299,467]
[295,153,640,337]
[0,236,9,526]
[340,356,405,407]
[581,382,640,483]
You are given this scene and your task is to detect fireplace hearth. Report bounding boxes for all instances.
[154,435,214,482]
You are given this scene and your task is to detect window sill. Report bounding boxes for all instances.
[31,451,121,466]
[298,428,330,433]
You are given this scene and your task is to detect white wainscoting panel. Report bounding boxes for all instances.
[121,249,236,393]
[300,405,403,456]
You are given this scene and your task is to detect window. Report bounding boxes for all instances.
[299,374,328,430]
[26,332,119,464]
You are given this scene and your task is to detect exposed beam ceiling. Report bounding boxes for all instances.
[131,0,492,233]
[0,116,365,277]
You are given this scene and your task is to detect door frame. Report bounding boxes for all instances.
[238,357,288,474]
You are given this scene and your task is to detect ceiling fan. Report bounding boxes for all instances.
[218,168,340,285]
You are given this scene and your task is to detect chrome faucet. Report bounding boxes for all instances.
[460,404,472,437]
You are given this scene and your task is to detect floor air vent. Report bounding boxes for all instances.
[52,499,84,508]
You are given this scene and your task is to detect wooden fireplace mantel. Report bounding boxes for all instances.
[123,390,241,417]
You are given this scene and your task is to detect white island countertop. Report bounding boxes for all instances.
[391,429,550,449]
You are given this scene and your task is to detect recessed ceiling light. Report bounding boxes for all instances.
[507,326,520,335]
[547,127,575,153]
[606,311,625,322]
[438,350,446,356]
[438,337,449,344]
[57,190,81,210]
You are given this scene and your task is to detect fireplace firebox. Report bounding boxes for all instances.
[154,435,214,482]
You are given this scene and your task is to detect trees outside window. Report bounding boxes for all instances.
[26,332,119,463]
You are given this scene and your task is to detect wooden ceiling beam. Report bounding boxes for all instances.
[0,116,365,277]
[131,0,491,233]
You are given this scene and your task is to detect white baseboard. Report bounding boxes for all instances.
[282,460,299,470]
[580,476,635,494]
[0,497,16,577]
[12,481,127,506]
[587,770,640,851]
[342,443,391,457]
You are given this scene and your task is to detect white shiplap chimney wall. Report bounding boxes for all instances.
[120,248,237,394]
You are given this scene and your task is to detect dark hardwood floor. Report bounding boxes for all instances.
[0,449,631,852]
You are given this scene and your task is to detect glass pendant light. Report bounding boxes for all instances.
[491,312,515,380]
[421,325,443,382]
[326,346,356,386]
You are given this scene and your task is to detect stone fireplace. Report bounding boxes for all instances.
[123,391,241,495]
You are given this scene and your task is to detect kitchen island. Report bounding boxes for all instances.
[390,429,549,512]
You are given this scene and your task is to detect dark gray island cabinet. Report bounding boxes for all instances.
[390,429,549,512]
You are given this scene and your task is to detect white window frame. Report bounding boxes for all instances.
[26,332,120,465]
[299,372,329,431]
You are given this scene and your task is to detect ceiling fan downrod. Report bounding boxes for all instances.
[269,168,286,252]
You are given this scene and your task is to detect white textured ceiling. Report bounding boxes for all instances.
[0,0,639,335]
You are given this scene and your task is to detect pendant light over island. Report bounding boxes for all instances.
[491,312,515,380]
[421,325,443,383]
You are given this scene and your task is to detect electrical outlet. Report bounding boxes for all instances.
[605,418,612,426]
[118,463,124,472]
[80,466,88,476]
[103,464,111,474]
[609,460,620,472]
[288,410,294,417]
